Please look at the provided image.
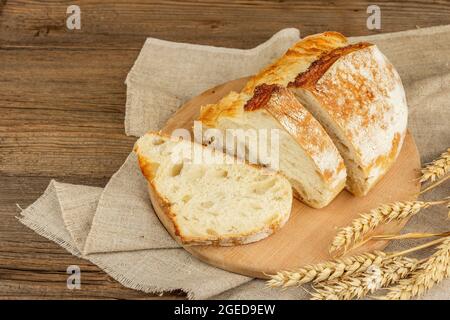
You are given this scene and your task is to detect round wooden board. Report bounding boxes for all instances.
[159,77,421,279]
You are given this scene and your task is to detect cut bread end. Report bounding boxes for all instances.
[134,132,293,246]
[289,44,408,196]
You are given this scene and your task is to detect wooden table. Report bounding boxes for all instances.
[1,0,449,300]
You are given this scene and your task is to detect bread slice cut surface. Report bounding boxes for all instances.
[134,132,293,246]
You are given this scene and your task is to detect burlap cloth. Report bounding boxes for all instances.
[18,26,450,299]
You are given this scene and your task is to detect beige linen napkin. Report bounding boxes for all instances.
[125,28,300,136]
[19,26,450,299]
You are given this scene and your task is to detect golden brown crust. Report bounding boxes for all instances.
[198,92,245,128]
[242,31,348,95]
[289,42,373,89]
[244,84,281,111]
[199,32,350,129]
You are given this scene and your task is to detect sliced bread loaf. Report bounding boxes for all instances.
[201,31,408,197]
[198,32,348,208]
[134,132,293,246]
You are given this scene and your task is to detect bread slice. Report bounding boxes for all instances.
[200,84,346,208]
[288,42,408,196]
[134,132,293,246]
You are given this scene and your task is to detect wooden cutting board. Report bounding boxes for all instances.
[156,77,421,279]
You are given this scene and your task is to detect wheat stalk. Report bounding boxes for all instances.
[379,236,450,300]
[310,256,418,300]
[420,148,450,184]
[269,237,448,299]
[447,202,450,219]
[329,200,448,255]
[266,251,387,288]
[370,231,450,241]
[420,175,450,194]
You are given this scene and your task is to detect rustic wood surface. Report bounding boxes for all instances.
[0,0,449,300]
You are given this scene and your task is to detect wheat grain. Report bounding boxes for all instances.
[380,236,450,300]
[329,200,447,255]
[310,256,418,300]
[266,251,387,288]
[420,148,450,184]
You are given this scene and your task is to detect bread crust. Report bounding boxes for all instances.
[199,31,349,128]
[199,91,244,128]
[242,31,348,94]
[290,42,372,88]
[148,182,290,246]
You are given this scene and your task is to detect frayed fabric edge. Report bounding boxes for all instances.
[16,194,196,299]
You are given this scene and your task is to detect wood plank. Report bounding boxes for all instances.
[2,1,450,49]
[0,48,136,178]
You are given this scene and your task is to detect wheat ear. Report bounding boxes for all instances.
[420,148,450,184]
[329,200,448,255]
[266,251,387,288]
[379,236,450,300]
[310,256,418,300]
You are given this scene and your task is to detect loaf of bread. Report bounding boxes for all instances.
[200,84,346,208]
[199,33,349,208]
[134,132,293,246]
[200,31,408,198]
